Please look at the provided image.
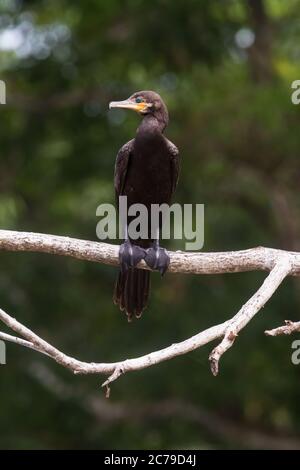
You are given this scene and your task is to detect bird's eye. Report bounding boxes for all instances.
[135,97,144,103]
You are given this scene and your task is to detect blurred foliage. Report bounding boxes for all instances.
[0,0,300,450]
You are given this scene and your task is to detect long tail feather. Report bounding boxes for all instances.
[113,268,151,321]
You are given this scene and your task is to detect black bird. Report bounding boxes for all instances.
[109,91,180,321]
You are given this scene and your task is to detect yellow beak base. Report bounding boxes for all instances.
[109,99,149,113]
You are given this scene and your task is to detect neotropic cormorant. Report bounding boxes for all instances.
[109,91,180,321]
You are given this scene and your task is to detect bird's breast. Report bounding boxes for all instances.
[124,137,172,207]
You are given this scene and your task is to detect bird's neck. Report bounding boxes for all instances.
[136,114,166,138]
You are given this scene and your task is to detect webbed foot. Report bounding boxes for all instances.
[119,240,146,272]
[144,245,170,276]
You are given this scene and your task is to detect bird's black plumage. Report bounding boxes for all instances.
[110,91,180,320]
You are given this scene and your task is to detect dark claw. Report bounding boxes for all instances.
[119,240,146,272]
[144,246,170,276]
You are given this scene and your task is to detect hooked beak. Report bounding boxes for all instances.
[109,99,149,113]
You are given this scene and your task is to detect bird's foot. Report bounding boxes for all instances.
[144,245,170,276]
[119,240,146,272]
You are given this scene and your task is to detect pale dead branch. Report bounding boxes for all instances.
[0,229,297,391]
[265,320,300,336]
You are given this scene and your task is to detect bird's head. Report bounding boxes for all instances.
[109,90,169,128]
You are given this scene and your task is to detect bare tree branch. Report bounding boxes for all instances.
[0,331,46,354]
[1,229,300,274]
[0,229,297,391]
[265,320,300,336]
[209,258,292,375]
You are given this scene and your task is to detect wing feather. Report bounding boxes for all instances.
[114,139,134,198]
[165,138,180,196]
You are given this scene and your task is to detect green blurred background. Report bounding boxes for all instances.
[0,0,300,450]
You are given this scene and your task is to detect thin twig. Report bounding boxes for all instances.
[0,331,50,356]
[265,320,300,336]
